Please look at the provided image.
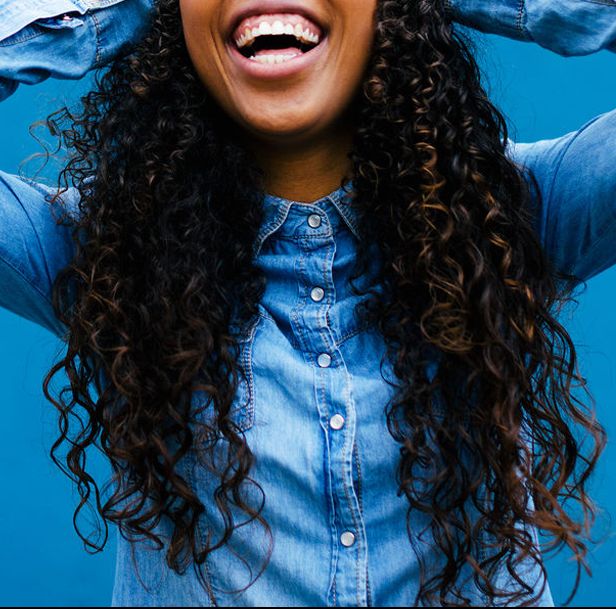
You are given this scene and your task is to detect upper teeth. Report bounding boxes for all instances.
[235,20,320,49]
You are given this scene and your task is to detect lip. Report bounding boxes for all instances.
[226,0,328,43]
[228,35,328,81]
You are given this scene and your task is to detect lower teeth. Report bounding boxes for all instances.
[249,53,300,64]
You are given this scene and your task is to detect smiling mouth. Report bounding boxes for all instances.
[232,14,323,65]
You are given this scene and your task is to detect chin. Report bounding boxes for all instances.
[239,109,326,143]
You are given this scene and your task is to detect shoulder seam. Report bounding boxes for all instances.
[544,112,609,212]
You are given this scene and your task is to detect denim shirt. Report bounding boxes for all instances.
[0,1,615,606]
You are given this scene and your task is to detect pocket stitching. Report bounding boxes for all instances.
[234,314,261,432]
[194,315,260,436]
[184,460,220,607]
[238,330,255,432]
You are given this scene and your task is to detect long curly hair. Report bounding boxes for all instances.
[39,0,605,605]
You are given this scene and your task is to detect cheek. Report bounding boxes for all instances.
[180,4,244,115]
[179,0,221,78]
[182,29,230,109]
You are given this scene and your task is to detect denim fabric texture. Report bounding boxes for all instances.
[445,0,616,55]
[0,0,614,606]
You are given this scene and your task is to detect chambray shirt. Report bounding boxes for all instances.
[0,1,615,606]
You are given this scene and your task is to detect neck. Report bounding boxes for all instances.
[245,125,354,203]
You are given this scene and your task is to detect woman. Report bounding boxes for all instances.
[0,0,614,605]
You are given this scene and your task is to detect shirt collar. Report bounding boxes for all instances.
[253,181,361,257]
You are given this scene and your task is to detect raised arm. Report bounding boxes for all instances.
[447,1,616,285]
[0,0,154,338]
[508,109,616,285]
[0,0,154,100]
[446,0,616,56]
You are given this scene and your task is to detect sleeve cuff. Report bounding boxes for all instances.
[91,0,156,67]
[445,0,530,42]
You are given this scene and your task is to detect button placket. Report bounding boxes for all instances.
[253,194,371,606]
[291,202,368,606]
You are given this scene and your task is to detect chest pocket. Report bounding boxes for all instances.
[191,316,260,439]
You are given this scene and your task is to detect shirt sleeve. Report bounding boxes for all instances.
[0,172,80,339]
[507,109,616,285]
[446,0,616,56]
[0,0,155,101]
[0,0,155,337]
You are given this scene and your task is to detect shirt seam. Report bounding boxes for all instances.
[515,0,526,35]
[332,320,364,606]
[542,112,610,251]
[314,354,338,606]
[339,406,363,607]
[0,28,53,47]
[323,195,360,242]
[271,230,332,244]
[0,256,53,308]
[81,0,129,8]
[254,200,293,257]
[255,309,301,351]
[0,177,59,290]
[185,459,220,607]
[256,308,274,323]
[545,112,610,201]
[291,248,311,355]
[0,254,55,307]
[238,317,258,431]
[89,8,102,66]
[336,322,377,347]
[0,7,87,46]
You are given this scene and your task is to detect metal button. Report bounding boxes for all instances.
[340,531,356,547]
[310,287,325,302]
[329,414,345,430]
[308,213,322,228]
[317,353,332,368]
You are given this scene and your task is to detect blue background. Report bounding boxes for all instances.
[0,30,614,607]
